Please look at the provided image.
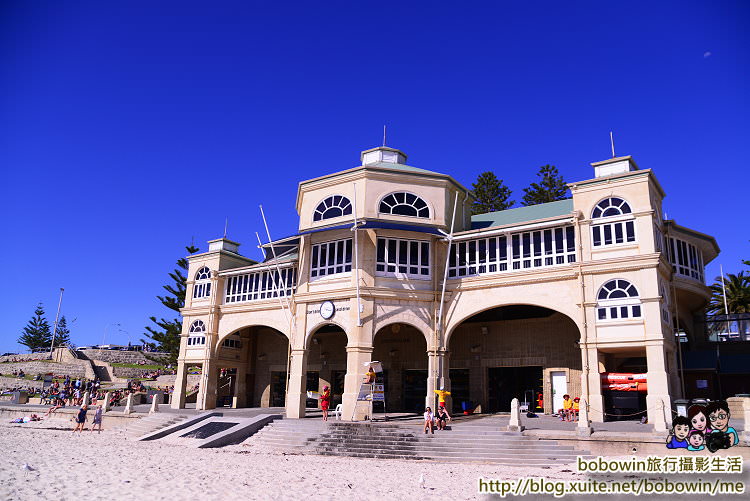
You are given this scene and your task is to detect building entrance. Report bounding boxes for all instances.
[403,370,427,413]
[487,366,543,412]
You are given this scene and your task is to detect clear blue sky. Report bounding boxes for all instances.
[1,1,747,354]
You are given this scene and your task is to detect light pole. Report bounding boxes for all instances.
[49,288,65,355]
[102,323,121,347]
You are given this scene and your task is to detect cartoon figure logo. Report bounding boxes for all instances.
[705,401,739,452]
[687,430,705,451]
[665,416,690,449]
[668,401,737,453]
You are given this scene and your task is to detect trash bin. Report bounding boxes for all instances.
[674,399,689,417]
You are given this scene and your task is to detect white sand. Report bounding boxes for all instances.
[0,418,586,500]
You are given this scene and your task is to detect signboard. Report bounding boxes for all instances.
[372,384,385,402]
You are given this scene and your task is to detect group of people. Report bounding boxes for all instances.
[559,394,580,422]
[40,376,102,407]
[666,401,739,452]
[423,388,453,434]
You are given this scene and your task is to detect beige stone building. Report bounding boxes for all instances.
[171,146,718,431]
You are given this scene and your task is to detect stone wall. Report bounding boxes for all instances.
[0,361,86,378]
[78,350,169,364]
[0,353,52,364]
[0,376,45,392]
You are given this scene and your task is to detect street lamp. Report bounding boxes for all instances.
[102,323,121,347]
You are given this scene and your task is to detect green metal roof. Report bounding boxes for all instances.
[471,199,574,229]
[364,161,443,176]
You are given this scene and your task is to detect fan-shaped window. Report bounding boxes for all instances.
[591,198,636,247]
[592,198,632,218]
[187,320,206,346]
[313,195,352,221]
[379,192,430,218]
[193,267,212,299]
[596,279,642,322]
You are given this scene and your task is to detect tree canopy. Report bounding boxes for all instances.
[18,303,52,352]
[470,171,514,215]
[708,271,750,315]
[521,165,569,206]
[142,244,199,362]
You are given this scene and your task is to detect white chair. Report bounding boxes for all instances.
[333,403,343,420]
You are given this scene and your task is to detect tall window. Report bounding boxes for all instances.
[225,267,297,304]
[379,192,430,218]
[591,197,636,247]
[448,225,576,277]
[376,238,430,279]
[660,282,671,325]
[313,195,352,221]
[193,267,212,299]
[596,279,642,322]
[311,239,352,278]
[187,320,207,346]
[667,237,704,282]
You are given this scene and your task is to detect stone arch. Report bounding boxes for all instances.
[217,311,290,345]
[305,319,350,349]
[445,300,581,347]
[372,318,432,347]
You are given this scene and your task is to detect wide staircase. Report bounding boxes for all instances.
[246,418,590,466]
[124,413,191,439]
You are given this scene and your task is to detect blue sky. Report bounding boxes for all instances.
[1,1,747,354]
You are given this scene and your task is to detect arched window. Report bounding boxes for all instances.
[313,195,352,221]
[193,267,212,299]
[591,197,635,247]
[379,192,430,218]
[187,320,206,346]
[596,279,642,321]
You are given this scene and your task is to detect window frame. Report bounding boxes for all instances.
[375,237,431,280]
[378,191,431,219]
[310,238,353,280]
[187,320,207,346]
[596,279,643,323]
[312,195,353,222]
[193,267,212,299]
[590,197,637,248]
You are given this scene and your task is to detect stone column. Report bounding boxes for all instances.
[149,393,161,414]
[102,391,112,413]
[507,397,524,432]
[580,346,604,422]
[170,360,189,410]
[82,391,90,407]
[646,343,672,433]
[123,393,134,415]
[233,365,248,409]
[342,345,373,421]
[196,359,218,411]
[285,349,308,419]
[426,349,451,411]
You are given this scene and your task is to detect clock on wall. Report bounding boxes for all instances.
[320,300,335,320]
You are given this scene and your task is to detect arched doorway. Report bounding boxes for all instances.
[448,305,581,414]
[306,324,348,411]
[373,323,428,413]
[215,325,289,408]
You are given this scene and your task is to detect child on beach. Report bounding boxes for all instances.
[91,405,103,433]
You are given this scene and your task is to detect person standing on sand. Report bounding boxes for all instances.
[320,385,331,421]
[72,404,88,434]
[91,405,103,433]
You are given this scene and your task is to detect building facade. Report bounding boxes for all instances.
[171,146,718,431]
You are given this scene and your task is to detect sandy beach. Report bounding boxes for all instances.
[0,417,589,501]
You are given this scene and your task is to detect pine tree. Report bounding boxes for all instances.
[521,165,569,206]
[18,303,52,352]
[470,171,514,215]
[142,244,199,362]
[52,315,71,348]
